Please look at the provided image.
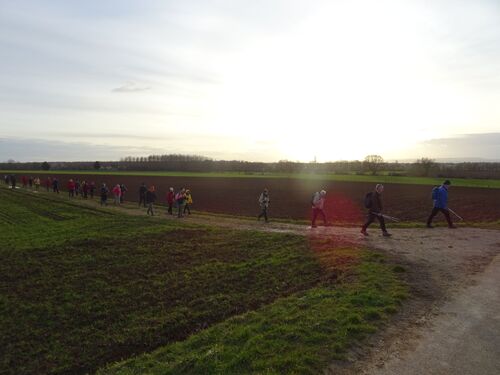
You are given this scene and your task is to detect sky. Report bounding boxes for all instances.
[1,0,500,162]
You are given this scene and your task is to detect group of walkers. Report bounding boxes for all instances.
[66,179,99,199]
[5,174,64,194]
[3,174,194,219]
[4,173,458,234]
[257,179,458,236]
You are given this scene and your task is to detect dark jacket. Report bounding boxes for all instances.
[139,185,147,197]
[370,191,383,213]
[146,191,156,204]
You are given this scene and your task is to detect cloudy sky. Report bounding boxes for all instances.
[1,0,499,162]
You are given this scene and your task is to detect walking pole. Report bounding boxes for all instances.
[448,208,464,221]
[382,214,401,223]
[371,212,401,222]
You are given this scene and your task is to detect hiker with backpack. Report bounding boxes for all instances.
[52,178,59,193]
[45,177,51,192]
[146,186,157,216]
[82,181,88,199]
[139,183,147,207]
[361,184,392,237]
[311,190,328,228]
[426,180,456,229]
[175,188,187,218]
[89,181,96,198]
[100,183,109,206]
[258,188,270,223]
[67,179,76,198]
[120,184,128,203]
[33,177,40,191]
[112,184,122,205]
[166,187,175,215]
[75,179,81,196]
[183,189,193,215]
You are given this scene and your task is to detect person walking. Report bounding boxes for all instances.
[258,188,270,223]
[75,179,81,196]
[100,183,109,206]
[28,176,33,189]
[3,175,9,186]
[67,179,75,198]
[21,176,27,188]
[183,189,193,215]
[10,175,16,189]
[361,184,392,237]
[311,190,328,228]
[33,177,40,191]
[89,181,96,199]
[146,186,157,216]
[138,183,147,207]
[426,180,456,229]
[120,184,127,203]
[112,184,121,205]
[45,177,51,192]
[52,178,59,193]
[166,187,175,215]
[175,188,187,218]
[82,181,88,199]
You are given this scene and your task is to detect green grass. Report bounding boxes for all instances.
[2,169,500,188]
[0,188,408,375]
[98,248,408,375]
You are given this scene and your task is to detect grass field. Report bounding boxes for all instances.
[0,186,407,374]
[2,169,500,188]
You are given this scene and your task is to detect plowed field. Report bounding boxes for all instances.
[13,174,500,222]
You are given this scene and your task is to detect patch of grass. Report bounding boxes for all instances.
[98,250,408,375]
[2,170,500,188]
[1,188,329,374]
[1,187,408,375]
[0,188,176,249]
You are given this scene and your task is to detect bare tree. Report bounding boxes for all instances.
[415,157,436,177]
[363,155,384,175]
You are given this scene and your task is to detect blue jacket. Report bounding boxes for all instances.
[434,185,448,209]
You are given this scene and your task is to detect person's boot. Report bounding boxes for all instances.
[426,222,434,228]
[360,228,368,236]
[382,231,392,237]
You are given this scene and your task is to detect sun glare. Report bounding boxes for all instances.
[207,0,481,161]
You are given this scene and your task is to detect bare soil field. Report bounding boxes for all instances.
[13,173,500,223]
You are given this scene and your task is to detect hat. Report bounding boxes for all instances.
[320,190,326,195]
[443,180,451,185]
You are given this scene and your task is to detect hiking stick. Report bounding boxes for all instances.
[448,208,464,221]
[371,212,401,222]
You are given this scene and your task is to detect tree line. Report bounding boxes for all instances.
[2,154,500,179]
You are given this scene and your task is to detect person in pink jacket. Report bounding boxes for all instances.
[112,184,122,205]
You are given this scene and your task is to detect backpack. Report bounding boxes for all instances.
[311,192,317,206]
[431,186,439,200]
[364,192,374,209]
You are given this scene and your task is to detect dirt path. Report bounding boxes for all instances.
[9,187,500,374]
